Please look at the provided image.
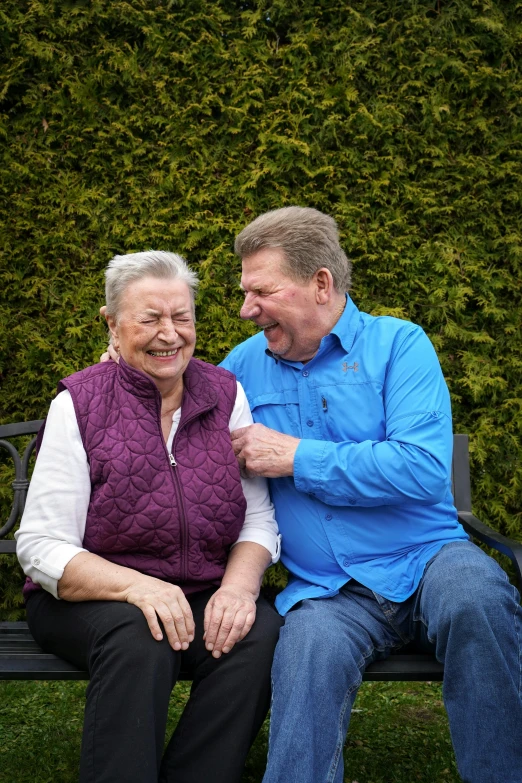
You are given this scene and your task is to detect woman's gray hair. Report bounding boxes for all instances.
[105,251,199,319]
[234,206,351,292]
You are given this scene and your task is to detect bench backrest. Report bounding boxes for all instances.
[0,420,44,553]
[0,423,472,554]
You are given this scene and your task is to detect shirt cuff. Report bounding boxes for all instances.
[24,544,87,599]
[294,438,329,496]
[233,530,281,564]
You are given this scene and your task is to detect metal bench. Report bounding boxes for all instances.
[1,422,521,682]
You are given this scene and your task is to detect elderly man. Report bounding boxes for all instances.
[221,206,522,783]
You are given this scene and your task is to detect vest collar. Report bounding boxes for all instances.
[117,357,219,423]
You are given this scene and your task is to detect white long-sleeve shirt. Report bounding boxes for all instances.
[16,382,281,598]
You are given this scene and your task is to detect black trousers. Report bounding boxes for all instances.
[26,587,282,783]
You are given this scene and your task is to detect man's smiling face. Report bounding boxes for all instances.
[239,248,325,363]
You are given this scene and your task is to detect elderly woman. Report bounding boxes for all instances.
[16,251,282,783]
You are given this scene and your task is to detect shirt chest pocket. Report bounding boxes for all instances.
[248,390,301,438]
[317,381,386,443]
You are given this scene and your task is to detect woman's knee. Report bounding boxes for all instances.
[92,602,177,674]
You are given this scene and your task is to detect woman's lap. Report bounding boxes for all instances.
[25,587,282,783]
[26,586,282,676]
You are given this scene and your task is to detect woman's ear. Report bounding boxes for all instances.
[105,313,120,351]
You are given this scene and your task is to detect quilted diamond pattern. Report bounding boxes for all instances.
[52,358,245,593]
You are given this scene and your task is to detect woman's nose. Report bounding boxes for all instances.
[158,321,178,341]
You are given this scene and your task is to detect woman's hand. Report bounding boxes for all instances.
[125,579,195,651]
[203,585,257,658]
[58,553,195,651]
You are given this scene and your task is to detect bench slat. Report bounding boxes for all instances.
[0,622,442,682]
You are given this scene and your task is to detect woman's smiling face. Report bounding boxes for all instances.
[107,275,196,394]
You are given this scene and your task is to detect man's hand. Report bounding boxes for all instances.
[125,579,195,651]
[231,423,300,478]
[203,585,257,658]
[99,343,119,363]
[99,305,119,363]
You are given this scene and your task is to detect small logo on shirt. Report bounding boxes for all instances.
[342,362,359,372]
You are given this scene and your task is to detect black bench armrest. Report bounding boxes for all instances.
[457,511,522,596]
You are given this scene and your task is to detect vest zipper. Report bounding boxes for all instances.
[160,400,214,585]
[167,448,189,582]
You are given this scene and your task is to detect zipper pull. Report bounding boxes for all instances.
[169,453,177,467]
[322,396,328,412]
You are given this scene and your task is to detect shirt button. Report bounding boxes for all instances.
[343,559,350,567]
[32,557,41,566]
[302,370,309,377]
[306,420,314,427]
[325,514,332,520]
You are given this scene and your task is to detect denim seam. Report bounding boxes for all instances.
[326,683,357,783]
[511,585,522,699]
[327,644,388,783]
[265,670,276,769]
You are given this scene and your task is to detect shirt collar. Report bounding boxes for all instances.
[328,294,360,355]
[264,294,361,366]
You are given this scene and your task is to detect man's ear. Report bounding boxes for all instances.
[315,268,335,305]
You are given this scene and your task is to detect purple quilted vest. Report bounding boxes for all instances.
[24,358,246,600]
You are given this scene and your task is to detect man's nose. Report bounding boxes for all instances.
[240,292,260,320]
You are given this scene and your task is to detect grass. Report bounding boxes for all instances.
[0,680,460,783]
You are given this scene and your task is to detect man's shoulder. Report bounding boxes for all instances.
[356,310,426,350]
[359,309,421,335]
[220,332,268,372]
[220,332,279,395]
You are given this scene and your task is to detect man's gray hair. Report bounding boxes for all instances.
[234,206,351,292]
[105,251,199,318]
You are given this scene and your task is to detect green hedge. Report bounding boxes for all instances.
[1,0,521,615]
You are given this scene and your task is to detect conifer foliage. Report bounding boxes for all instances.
[1,1,521,614]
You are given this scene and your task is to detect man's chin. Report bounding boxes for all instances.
[266,341,290,359]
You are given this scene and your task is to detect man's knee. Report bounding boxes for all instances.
[274,598,360,672]
[420,541,517,636]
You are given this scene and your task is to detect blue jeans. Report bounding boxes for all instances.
[263,541,522,783]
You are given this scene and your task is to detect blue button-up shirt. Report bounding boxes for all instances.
[221,296,467,615]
